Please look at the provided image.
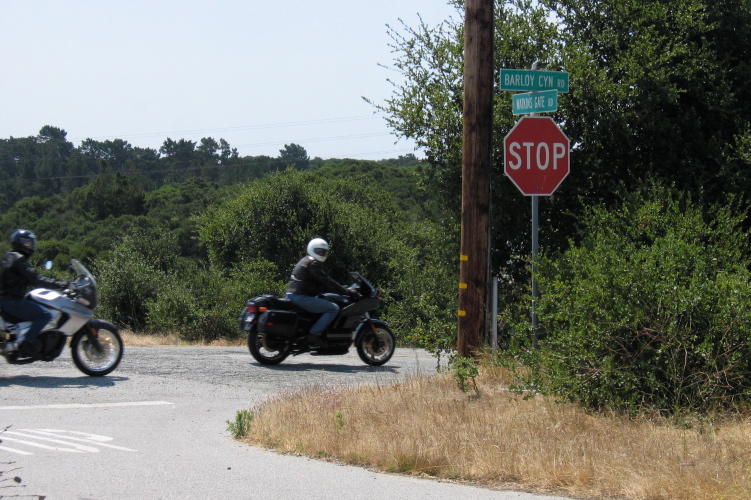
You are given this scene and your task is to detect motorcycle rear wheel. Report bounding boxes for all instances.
[248,329,291,365]
[71,326,123,376]
[356,324,395,366]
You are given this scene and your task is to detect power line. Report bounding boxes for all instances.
[328,147,418,159]
[67,114,389,143]
[232,132,392,149]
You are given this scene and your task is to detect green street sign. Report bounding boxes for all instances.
[512,89,558,115]
[500,69,569,92]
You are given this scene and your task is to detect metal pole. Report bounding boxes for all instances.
[492,276,498,349]
[531,195,539,348]
[530,60,540,349]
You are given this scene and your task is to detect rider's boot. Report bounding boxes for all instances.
[306,333,325,349]
[3,330,24,353]
[18,339,42,357]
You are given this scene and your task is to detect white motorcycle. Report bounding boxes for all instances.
[0,259,123,376]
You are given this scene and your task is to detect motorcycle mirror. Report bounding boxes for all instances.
[44,260,53,270]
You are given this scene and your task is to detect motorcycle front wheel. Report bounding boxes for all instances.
[71,325,123,376]
[356,324,396,366]
[248,329,291,365]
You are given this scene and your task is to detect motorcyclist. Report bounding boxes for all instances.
[0,229,69,357]
[285,238,360,347]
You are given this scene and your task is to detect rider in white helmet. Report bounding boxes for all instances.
[285,238,359,347]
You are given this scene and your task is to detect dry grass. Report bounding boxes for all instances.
[240,363,751,500]
[120,330,245,347]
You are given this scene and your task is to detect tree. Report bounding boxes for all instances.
[549,0,751,206]
[77,169,146,220]
[219,139,233,160]
[34,126,75,196]
[159,138,197,179]
[278,143,310,170]
[37,125,68,143]
[197,137,220,160]
[143,178,221,260]
[197,169,398,281]
[375,0,751,274]
[373,0,562,279]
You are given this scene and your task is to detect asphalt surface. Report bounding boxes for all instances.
[0,345,572,500]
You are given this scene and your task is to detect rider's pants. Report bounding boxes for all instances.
[0,299,53,344]
[285,294,339,336]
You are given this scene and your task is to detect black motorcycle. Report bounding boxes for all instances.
[239,272,395,366]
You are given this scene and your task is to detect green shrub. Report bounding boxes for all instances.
[510,184,751,414]
[146,260,284,342]
[226,410,253,439]
[451,355,479,395]
[382,221,458,353]
[95,236,165,331]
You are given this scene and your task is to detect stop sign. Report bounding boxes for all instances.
[504,116,569,196]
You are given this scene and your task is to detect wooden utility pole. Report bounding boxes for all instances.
[458,0,494,357]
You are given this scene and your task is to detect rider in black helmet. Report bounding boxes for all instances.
[0,230,69,357]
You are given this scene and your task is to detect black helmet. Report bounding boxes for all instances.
[11,229,37,256]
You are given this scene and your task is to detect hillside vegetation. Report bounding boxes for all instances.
[0,134,457,349]
[3,0,751,421]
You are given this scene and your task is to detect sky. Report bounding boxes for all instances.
[1,0,460,161]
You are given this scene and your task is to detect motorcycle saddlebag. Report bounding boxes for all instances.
[257,309,298,337]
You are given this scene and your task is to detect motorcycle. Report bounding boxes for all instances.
[0,258,123,376]
[239,272,395,366]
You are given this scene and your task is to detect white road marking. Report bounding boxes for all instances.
[0,429,138,455]
[4,431,100,452]
[0,402,167,454]
[1,435,85,452]
[0,400,173,410]
[21,429,137,451]
[0,445,34,455]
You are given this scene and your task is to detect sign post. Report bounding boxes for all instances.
[501,66,570,347]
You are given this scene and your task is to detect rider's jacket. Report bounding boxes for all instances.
[0,251,67,300]
[285,256,350,297]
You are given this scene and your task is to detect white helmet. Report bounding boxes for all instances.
[306,238,329,262]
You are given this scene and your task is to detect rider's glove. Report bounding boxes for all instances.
[346,288,362,300]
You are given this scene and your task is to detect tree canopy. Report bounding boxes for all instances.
[0,128,312,210]
[279,143,310,170]
[375,0,751,276]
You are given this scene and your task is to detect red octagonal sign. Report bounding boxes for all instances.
[504,116,569,196]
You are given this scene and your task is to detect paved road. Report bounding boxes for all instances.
[0,346,571,500]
